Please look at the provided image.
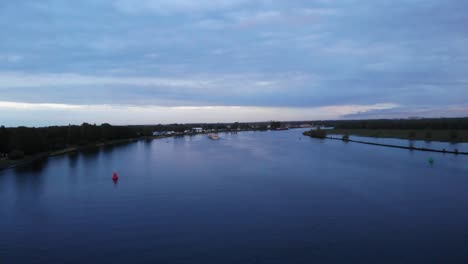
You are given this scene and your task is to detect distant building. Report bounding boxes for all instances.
[192,127,203,133]
[152,131,176,136]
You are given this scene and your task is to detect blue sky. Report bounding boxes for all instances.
[0,0,467,126]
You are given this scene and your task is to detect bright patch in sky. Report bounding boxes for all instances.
[0,0,467,126]
[0,101,399,127]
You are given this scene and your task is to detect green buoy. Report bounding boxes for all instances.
[428,157,434,165]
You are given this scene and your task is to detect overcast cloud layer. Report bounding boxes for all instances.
[0,0,467,125]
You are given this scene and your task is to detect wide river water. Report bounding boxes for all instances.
[1,128,468,263]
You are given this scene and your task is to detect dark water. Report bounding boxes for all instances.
[1,129,468,264]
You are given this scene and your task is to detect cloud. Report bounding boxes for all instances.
[0,0,467,125]
[0,101,85,110]
[195,19,230,30]
[0,71,313,93]
[0,72,213,89]
[322,41,399,56]
[113,0,250,15]
[229,8,338,28]
[0,54,22,63]
[234,10,283,26]
[210,48,228,55]
[344,105,468,119]
[0,100,399,126]
[320,103,399,116]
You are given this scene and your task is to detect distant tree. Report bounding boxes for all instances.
[10,127,46,155]
[425,131,432,141]
[8,149,25,160]
[67,125,81,144]
[100,123,114,140]
[141,126,154,137]
[80,123,99,142]
[238,123,250,130]
[270,121,281,129]
[305,127,327,139]
[408,131,416,140]
[342,134,350,141]
[450,131,459,141]
[172,124,189,133]
[231,122,240,130]
[329,117,468,130]
[45,126,68,150]
[0,126,10,154]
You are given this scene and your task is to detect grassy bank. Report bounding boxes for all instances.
[1,133,211,171]
[0,137,146,171]
[328,129,468,143]
[0,153,49,171]
[304,129,467,155]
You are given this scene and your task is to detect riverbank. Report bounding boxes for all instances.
[0,153,49,171]
[328,129,468,143]
[0,136,172,171]
[303,131,467,155]
[0,129,274,171]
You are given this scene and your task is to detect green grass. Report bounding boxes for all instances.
[0,138,141,171]
[328,129,468,143]
[0,158,13,170]
[0,154,49,170]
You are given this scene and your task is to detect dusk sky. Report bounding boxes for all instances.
[0,0,467,126]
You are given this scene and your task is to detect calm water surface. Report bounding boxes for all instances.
[1,129,468,263]
[329,134,468,152]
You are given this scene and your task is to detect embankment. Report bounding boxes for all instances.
[304,131,467,155]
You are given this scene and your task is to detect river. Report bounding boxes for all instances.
[1,128,468,263]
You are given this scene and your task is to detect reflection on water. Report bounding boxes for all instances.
[14,157,49,174]
[80,146,100,159]
[1,129,468,264]
[331,134,467,152]
[7,158,49,198]
[67,152,78,168]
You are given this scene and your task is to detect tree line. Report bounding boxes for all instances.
[3,118,465,159]
[0,123,136,158]
[0,122,267,159]
[320,118,468,130]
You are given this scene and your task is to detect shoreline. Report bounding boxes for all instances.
[0,128,285,172]
[304,132,467,155]
[2,128,466,172]
[0,135,172,172]
[327,129,468,143]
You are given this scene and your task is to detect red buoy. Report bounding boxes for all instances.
[112,172,119,182]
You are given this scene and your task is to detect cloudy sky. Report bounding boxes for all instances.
[0,0,467,126]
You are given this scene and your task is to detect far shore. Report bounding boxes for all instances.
[0,128,291,172]
[0,135,169,171]
[304,129,467,155]
[327,129,468,143]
